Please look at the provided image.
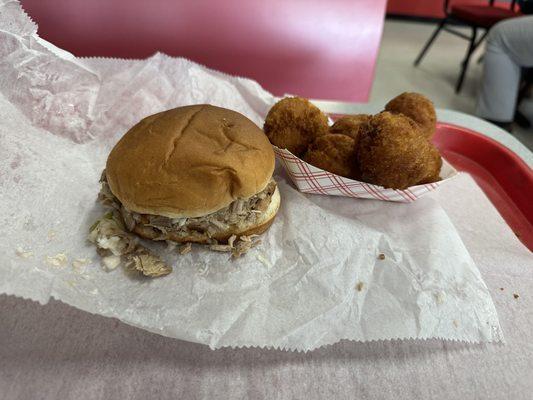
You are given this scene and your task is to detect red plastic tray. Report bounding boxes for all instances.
[433,123,533,251]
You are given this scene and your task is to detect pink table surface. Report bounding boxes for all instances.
[1,172,532,400]
[20,0,386,102]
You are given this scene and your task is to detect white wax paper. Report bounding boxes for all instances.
[0,1,502,350]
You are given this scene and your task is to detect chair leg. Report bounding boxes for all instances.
[474,31,489,64]
[414,19,447,66]
[473,30,488,52]
[455,26,477,93]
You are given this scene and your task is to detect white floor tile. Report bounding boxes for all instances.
[374,20,533,151]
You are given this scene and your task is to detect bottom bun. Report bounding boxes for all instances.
[133,186,281,244]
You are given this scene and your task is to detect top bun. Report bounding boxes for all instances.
[105,105,275,218]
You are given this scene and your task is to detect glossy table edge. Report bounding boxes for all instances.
[303,99,533,167]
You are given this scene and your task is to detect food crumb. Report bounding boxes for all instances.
[356,281,365,292]
[15,246,33,259]
[47,230,56,241]
[102,255,121,271]
[435,291,446,304]
[45,253,68,268]
[513,293,519,299]
[378,253,385,260]
[66,280,77,288]
[453,320,459,328]
[72,258,91,270]
[178,242,192,255]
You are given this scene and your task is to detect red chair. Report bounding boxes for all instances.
[414,0,520,93]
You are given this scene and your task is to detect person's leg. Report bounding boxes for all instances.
[476,16,533,123]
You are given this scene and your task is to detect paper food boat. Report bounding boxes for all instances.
[274,146,459,202]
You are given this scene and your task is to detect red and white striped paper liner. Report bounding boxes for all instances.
[274,146,458,202]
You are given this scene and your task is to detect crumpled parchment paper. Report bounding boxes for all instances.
[0,1,502,350]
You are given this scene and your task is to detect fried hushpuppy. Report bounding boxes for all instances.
[357,112,441,189]
[417,150,442,184]
[304,134,358,179]
[385,92,436,138]
[263,97,328,156]
[329,114,371,145]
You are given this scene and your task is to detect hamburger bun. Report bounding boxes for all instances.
[105,105,275,218]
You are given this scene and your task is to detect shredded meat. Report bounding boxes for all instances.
[124,247,172,277]
[209,234,261,258]
[87,212,172,277]
[93,171,271,261]
[178,242,192,255]
[99,171,276,241]
[88,212,137,256]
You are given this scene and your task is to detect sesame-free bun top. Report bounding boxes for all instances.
[105,105,275,218]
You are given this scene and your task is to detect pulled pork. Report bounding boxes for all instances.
[99,171,276,241]
[124,247,173,277]
[88,212,172,277]
[91,171,271,266]
[209,234,261,258]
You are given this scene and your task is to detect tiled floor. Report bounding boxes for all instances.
[373,19,533,152]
